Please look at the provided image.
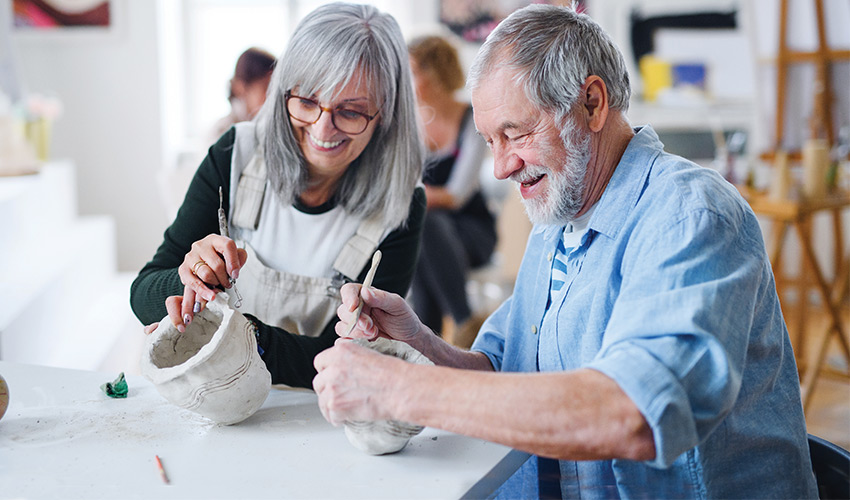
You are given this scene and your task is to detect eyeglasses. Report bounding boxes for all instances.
[285,90,380,135]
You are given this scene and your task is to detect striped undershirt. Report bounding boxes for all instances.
[550,206,595,299]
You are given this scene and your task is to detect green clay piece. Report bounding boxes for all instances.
[100,372,128,398]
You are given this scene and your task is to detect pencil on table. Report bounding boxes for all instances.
[155,455,170,485]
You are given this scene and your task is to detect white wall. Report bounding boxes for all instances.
[9,0,167,272]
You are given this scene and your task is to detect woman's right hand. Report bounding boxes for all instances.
[176,234,247,330]
[335,283,425,344]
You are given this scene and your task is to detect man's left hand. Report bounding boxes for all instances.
[313,338,403,426]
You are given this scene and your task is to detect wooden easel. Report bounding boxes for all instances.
[757,0,850,410]
[772,0,850,156]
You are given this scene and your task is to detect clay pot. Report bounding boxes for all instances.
[343,338,434,455]
[0,373,8,421]
[140,294,271,425]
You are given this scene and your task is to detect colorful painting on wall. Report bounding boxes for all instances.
[440,0,584,42]
[13,0,110,29]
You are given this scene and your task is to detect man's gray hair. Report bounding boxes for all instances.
[468,3,630,130]
[256,2,422,229]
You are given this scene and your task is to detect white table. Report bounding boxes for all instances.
[0,361,529,499]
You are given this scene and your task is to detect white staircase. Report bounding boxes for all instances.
[0,161,142,373]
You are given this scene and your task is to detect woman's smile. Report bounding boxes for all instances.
[306,131,345,151]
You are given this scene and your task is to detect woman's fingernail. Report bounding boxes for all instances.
[184,314,192,325]
[232,268,239,280]
[193,301,201,313]
[177,324,185,333]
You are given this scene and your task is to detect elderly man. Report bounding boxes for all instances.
[313,4,817,498]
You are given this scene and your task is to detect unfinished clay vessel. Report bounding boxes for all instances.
[344,338,434,455]
[140,293,270,425]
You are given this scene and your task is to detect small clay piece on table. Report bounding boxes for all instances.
[100,372,128,398]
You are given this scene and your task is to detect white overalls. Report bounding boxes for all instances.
[225,122,387,337]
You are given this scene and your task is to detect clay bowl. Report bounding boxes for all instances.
[343,338,434,455]
[0,373,8,421]
[140,294,271,425]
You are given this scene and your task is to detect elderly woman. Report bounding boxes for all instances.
[130,3,424,388]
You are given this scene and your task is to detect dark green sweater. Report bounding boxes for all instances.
[130,127,425,388]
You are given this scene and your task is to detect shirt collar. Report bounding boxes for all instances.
[588,125,663,239]
[532,125,663,242]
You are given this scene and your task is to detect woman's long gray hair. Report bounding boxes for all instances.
[256,3,422,229]
[467,3,630,134]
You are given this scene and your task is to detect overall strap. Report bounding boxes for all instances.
[231,152,267,230]
[333,213,387,281]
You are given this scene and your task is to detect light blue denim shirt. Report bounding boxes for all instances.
[474,126,817,499]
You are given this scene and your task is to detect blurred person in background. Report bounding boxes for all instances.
[408,35,496,348]
[160,47,277,220]
[208,46,276,144]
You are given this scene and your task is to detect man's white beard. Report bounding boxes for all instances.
[515,120,591,225]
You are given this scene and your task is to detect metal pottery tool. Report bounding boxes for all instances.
[343,250,382,337]
[219,187,243,308]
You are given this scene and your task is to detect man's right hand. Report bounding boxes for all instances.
[335,284,425,344]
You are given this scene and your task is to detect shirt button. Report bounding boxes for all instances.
[547,252,553,262]
[531,324,538,335]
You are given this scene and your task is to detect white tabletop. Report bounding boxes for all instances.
[0,361,528,499]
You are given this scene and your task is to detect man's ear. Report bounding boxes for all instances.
[582,75,609,133]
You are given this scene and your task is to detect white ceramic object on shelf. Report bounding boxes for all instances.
[344,338,434,455]
[140,293,270,425]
